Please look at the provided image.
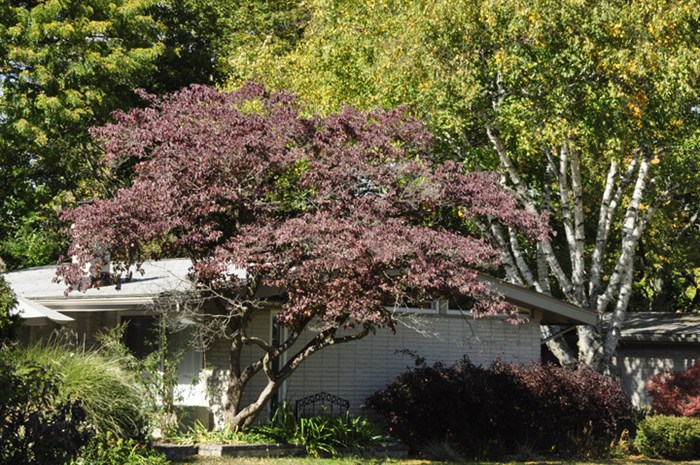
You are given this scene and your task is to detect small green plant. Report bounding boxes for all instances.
[71,433,170,465]
[635,415,700,460]
[168,420,281,445]
[251,403,381,457]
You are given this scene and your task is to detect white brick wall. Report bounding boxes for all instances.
[50,308,542,420]
[610,344,699,407]
[201,309,541,416]
[284,312,541,414]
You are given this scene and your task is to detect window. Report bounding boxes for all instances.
[446,295,476,316]
[169,328,203,384]
[121,315,158,358]
[387,299,440,314]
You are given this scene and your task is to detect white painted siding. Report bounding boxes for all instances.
[284,312,541,415]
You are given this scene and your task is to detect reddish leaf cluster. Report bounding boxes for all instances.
[366,357,632,457]
[57,84,547,331]
[647,361,700,417]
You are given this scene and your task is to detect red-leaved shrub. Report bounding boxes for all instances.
[646,361,700,417]
[365,355,632,458]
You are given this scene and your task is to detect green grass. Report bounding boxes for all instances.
[172,458,700,465]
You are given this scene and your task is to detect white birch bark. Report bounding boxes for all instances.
[596,155,650,314]
[485,123,580,305]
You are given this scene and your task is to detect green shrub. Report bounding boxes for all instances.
[0,353,92,465]
[71,434,170,465]
[635,415,700,460]
[18,339,148,438]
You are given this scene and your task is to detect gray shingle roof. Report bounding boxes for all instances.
[620,312,700,343]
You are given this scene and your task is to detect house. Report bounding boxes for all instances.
[5,258,596,426]
[610,312,700,407]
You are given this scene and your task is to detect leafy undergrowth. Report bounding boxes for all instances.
[171,457,700,465]
[165,421,278,446]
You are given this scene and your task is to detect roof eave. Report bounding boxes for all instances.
[478,274,597,326]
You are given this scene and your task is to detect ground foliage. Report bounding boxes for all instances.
[56,84,546,429]
[366,355,633,459]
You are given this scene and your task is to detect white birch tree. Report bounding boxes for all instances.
[227,0,700,369]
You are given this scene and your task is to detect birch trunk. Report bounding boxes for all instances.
[484,114,655,370]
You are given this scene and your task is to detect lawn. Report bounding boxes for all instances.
[172,458,700,465]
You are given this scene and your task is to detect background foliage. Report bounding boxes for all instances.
[225,0,700,318]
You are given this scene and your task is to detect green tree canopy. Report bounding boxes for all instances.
[0,0,231,269]
[226,0,700,367]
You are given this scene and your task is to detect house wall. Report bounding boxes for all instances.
[610,342,699,407]
[22,311,121,348]
[201,309,541,420]
[27,305,542,426]
[282,311,542,415]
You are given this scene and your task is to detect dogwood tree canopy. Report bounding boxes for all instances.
[56,84,546,428]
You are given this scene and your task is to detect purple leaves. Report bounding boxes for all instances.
[58,84,547,329]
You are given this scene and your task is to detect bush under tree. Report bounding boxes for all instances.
[366,355,632,458]
[646,361,700,417]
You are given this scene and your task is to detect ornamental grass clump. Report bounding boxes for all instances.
[19,339,148,438]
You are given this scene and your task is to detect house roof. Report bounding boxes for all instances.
[618,312,700,344]
[4,259,198,312]
[11,296,74,326]
[5,259,596,325]
[478,275,597,325]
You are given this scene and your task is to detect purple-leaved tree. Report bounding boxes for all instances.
[56,84,547,429]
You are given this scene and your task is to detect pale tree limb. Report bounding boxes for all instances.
[541,325,578,367]
[569,145,587,304]
[589,160,619,306]
[484,122,579,304]
[486,221,527,287]
[508,226,542,291]
[602,187,668,365]
[591,153,641,309]
[554,144,579,285]
[596,154,651,315]
[537,173,554,295]
[577,324,603,366]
